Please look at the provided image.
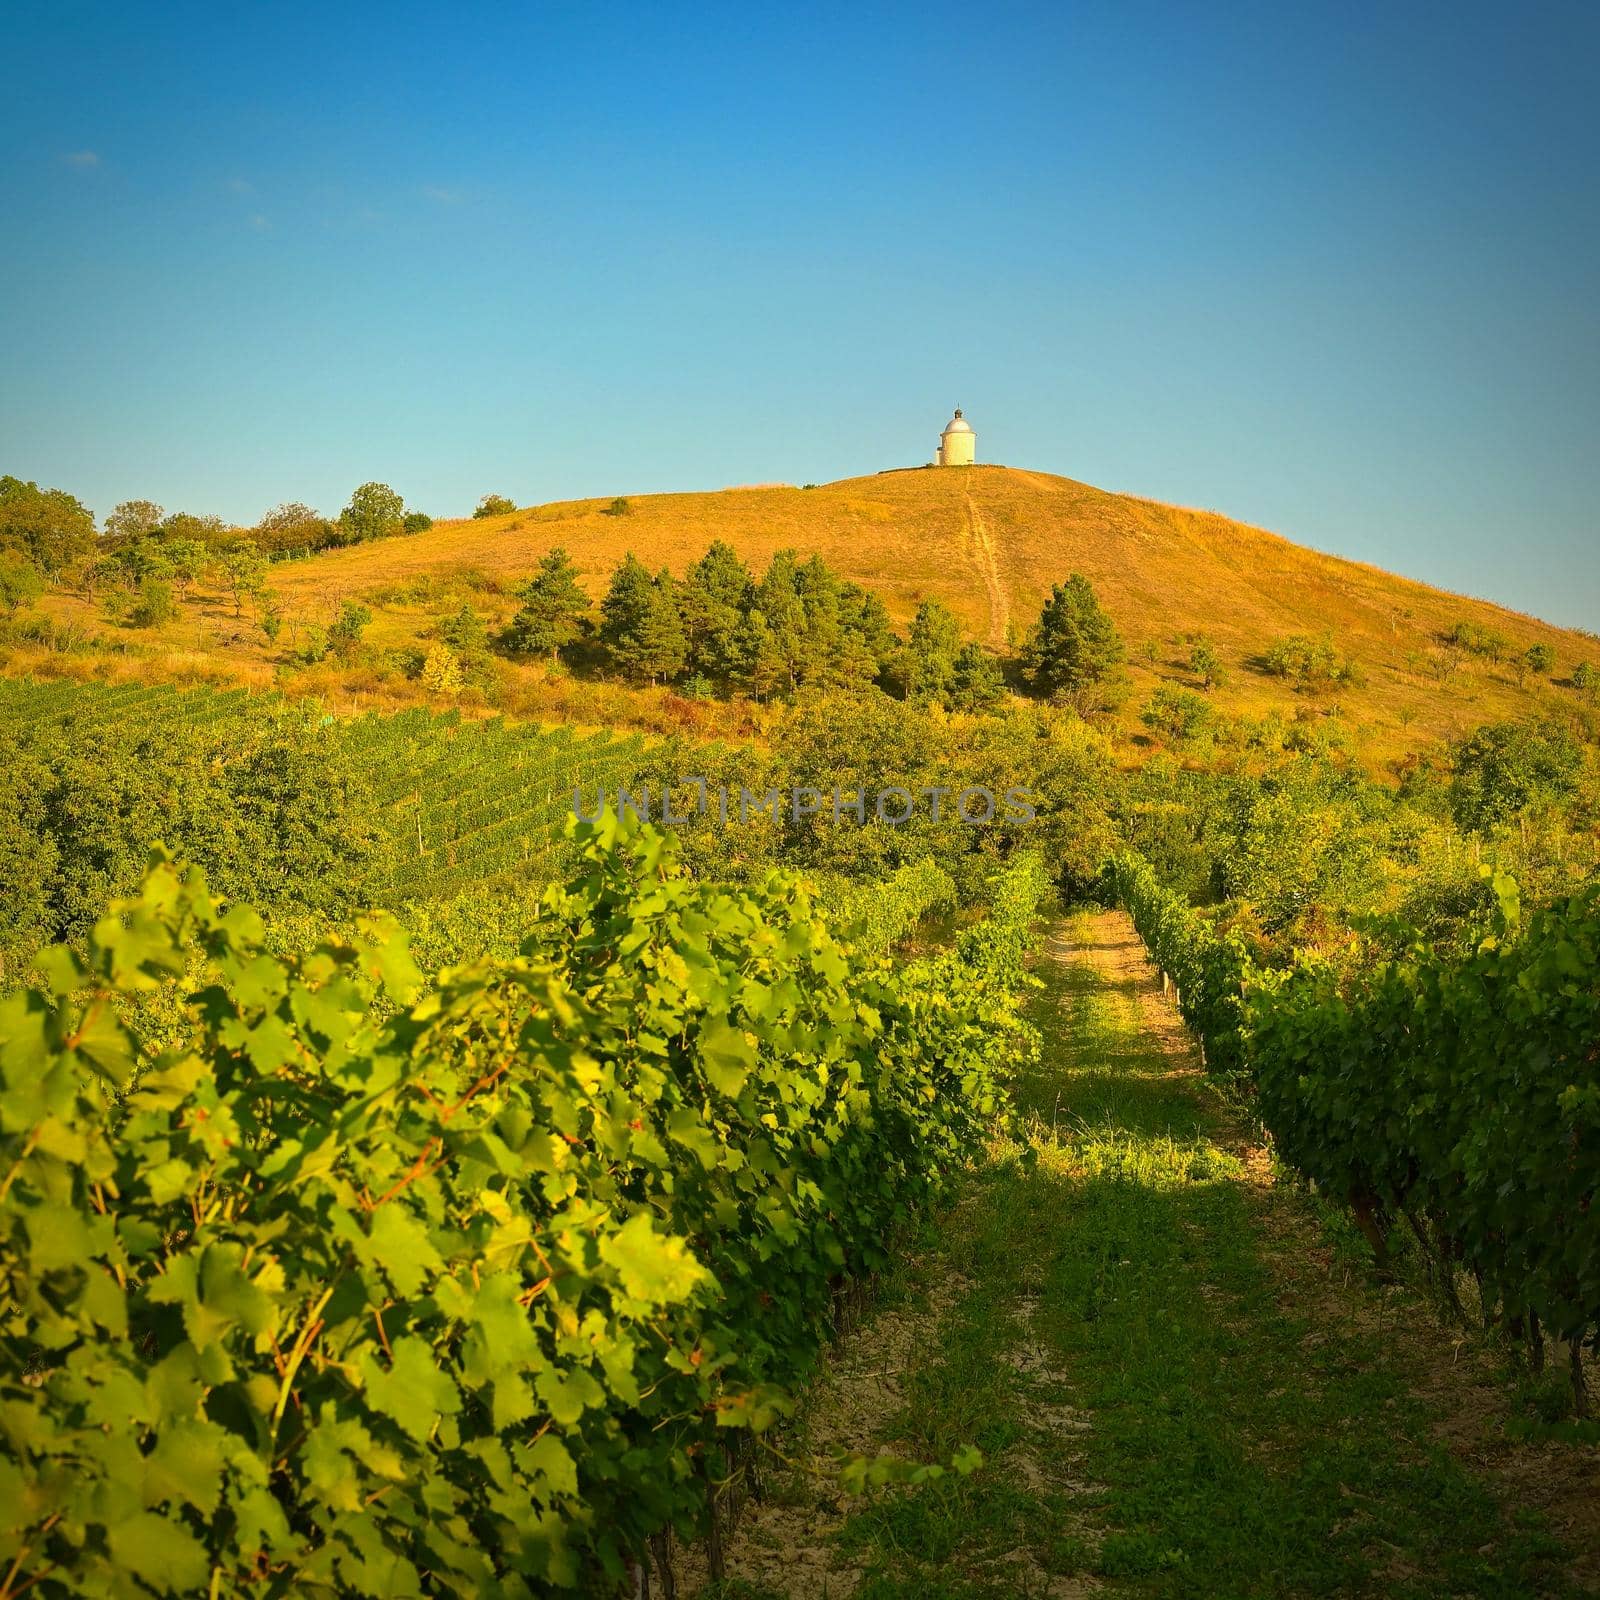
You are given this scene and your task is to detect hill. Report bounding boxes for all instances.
[12,465,1597,763]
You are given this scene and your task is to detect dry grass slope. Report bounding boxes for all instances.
[262,465,1595,757]
[10,466,1594,763]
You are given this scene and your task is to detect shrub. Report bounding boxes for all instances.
[1262,632,1357,690]
[1141,685,1214,745]
[1445,618,1507,660]
[419,641,464,694]
[0,553,45,618]
[128,577,178,628]
[328,601,373,659]
[473,494,518,519]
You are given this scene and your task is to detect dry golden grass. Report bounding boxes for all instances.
[11,465,1595,764]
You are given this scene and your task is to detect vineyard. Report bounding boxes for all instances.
[0,679,657,907]
[1108,850,1600,1415]
[1,673,1597,1594]
[0,814,1047,1595]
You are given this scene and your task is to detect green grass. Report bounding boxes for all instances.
[786,912,1586,1599]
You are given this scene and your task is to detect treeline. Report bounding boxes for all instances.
[0,474,432,574]
[494,542,1127,712]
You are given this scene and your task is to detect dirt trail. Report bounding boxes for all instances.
[677,914,1599,1597]
[964,490,1010,648]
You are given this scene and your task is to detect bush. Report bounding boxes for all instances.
[0,554,45,618]
[327,601,373,659]
[1141,685,1214,745]
[419,641,464,694]
[473,494,517,519]
[1445,618,1507,660]
[402,511,434,534]
[1262,632,1357,690]
[128,577,178,628]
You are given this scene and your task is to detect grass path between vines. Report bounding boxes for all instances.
[693,910,1599,1599]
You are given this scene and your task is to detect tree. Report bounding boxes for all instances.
[600,556,685,684]
[103,499,165,541]
[950,642,1005,711]
[328,601,373,659]
[254,503,333,556]
[339,482,406,543]
[681,541,754,685]
[148,538,209,600]
[0,554,45,618]
[750,552,809,693]
[215,542,270,617]
[738,609,789,700]
[1572,661,1599,699]
[69,555,121,604]
[0,475,95,573]
[420,642,464,694]
[1189,637,1226,690]
[502,548,589,661]
[473,495,517,519]
[635,572,689,685]
[1522,642,1555,681]
[1449,719,1583,831]
[159,511,230,544]
[440,603,490,658]
[904,600,962,703]
[1022,574,1125,705]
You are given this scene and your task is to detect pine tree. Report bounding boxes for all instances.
[633,570,689,685]
[1023,574,1125,705]
[904,600,962,702]
[601,556,686,684]
[681,541,755,686]
[753,552,809,692]
[951,642,1006,711]
[502,548,589,660]
[739,609,789,700]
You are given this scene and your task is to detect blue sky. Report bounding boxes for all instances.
[3,0,1597,629]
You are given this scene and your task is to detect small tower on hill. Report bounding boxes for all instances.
[937,407,976,466]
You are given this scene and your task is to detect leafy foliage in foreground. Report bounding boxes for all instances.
[0,821,1046,1595]
[1108,849,1600,1400]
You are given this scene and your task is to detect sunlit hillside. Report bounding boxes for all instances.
[271,464,1596,752]
[12,464,1596,763]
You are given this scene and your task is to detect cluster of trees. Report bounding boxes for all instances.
[245,483,432,555]
[0,474,432,592]
[0,475,440,643]
[496,544,1129,714]
[498,541,1013,709]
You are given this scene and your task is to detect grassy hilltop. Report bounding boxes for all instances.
[12,463,1597,763]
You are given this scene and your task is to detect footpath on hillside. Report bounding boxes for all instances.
[686,911,1600,1600]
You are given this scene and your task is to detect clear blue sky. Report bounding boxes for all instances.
[3,0,1596,629]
